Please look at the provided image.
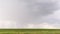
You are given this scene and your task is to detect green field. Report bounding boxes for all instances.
[0,29,60,34]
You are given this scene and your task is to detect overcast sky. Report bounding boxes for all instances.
[0,0,60,28]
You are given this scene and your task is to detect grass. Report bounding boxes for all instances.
[0,29,60,34]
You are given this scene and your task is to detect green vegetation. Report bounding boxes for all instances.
[0,29,60,34]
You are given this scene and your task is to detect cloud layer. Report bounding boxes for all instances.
[0,0,60,28]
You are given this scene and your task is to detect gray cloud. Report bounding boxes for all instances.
[16,0,60,27]
[24,0,60,22]
[28,0,60,18]
[0,0,60,28]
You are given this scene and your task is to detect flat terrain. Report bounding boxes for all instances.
[0,29,60,34]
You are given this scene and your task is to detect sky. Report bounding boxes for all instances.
[0,0,60,28]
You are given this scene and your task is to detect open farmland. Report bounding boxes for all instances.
[0,29,60,34]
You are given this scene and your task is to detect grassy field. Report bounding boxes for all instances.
[0,29,60,34]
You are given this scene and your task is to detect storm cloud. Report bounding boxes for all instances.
[0,0,60,28]
[17,0,60,27]
[28,0,60,19]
